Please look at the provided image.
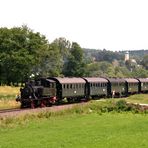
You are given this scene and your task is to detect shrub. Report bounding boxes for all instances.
[115,100,128,111]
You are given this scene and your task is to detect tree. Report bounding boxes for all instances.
[141,55,148,70]
[53,37,71,74]
[63,42,87,76]
[53,37,71,58]
[0,25,49,85]
[34,42,63,77]
[131,67,148,78]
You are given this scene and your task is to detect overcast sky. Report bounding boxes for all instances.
[0,0,148,51]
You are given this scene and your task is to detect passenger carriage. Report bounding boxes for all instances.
[48,77,86,102]
[125,78,139,95]
[83,77,108,99]
[107,78,127,98]
[138,78,148,93]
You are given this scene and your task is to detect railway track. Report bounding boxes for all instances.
[0,103,82,117]
[0,108,24,114]
[0,101,148,117]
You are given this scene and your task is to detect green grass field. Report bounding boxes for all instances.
[126,94,148,104]
[0,87,148,148]
[0,113,148,148]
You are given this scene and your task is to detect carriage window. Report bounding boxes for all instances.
[82,84,84,88]
[67,84,69,89]
[70,84,72,89]
[79,84,81,88]
[75,84,78,89]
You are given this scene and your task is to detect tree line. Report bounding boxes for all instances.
[0,26,147,85]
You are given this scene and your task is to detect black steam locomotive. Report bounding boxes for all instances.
[16,77,148,108]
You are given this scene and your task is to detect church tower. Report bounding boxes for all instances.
[125,51,129,61]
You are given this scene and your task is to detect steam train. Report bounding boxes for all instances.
[16,77,148,108]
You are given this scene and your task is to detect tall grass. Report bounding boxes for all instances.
[0,86,20,100]
[0,86,20,109]
[126,94,148,104]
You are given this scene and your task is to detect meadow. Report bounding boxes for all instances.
[0,86,20,109]
[0,86,148,148]
[126,94,148,104]
[0,112,148,148]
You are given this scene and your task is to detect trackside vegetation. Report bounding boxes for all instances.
[0,100,148,148]
[1,98,148,127]
[0,86,20,109]
[126,94,148,104]
[0,86,20,100]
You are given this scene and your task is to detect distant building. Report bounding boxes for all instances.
[125,51,129,61]
[131,59,137,64]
